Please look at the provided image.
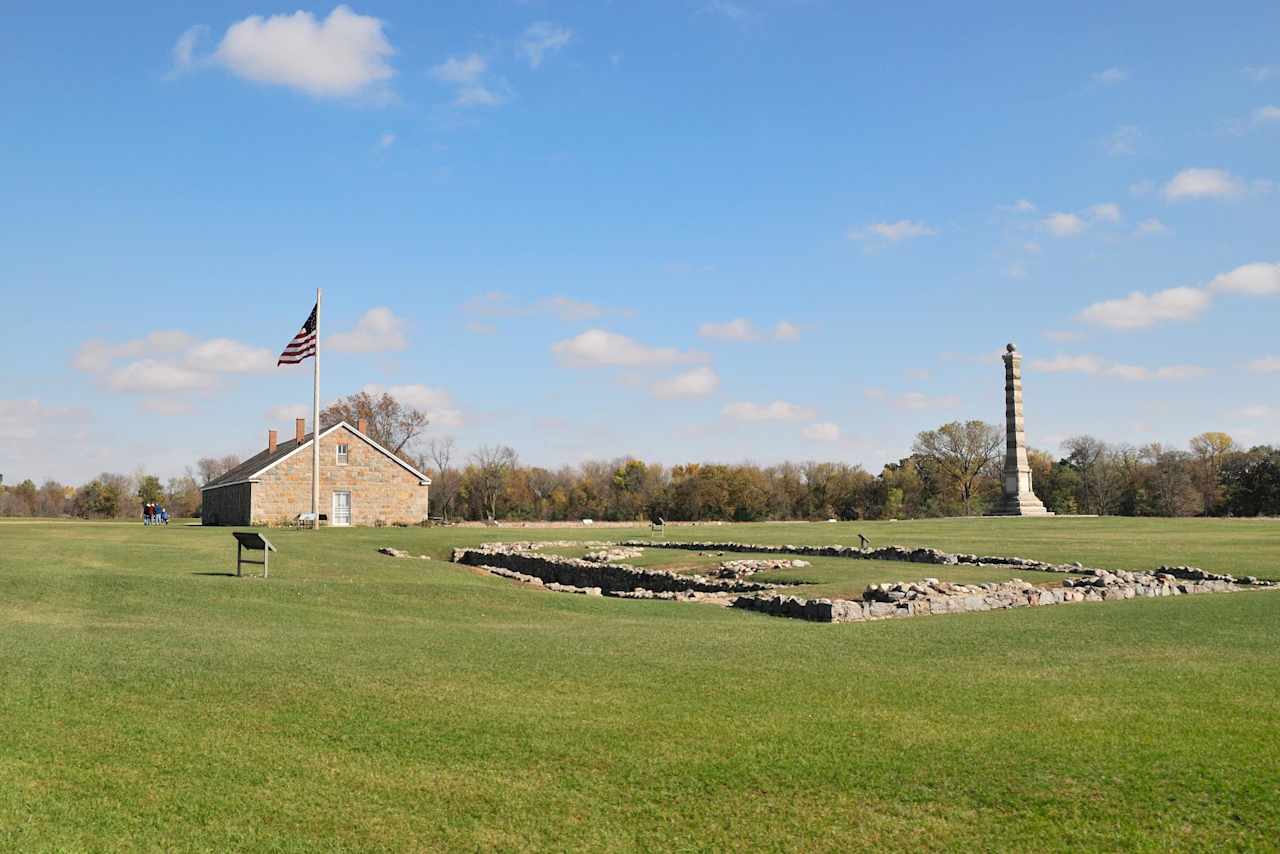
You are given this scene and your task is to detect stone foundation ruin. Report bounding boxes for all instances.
[450,540,1276,624]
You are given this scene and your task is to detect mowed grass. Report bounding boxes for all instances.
[1,518,1279,851]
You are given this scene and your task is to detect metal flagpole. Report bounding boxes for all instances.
[312,288,321,529]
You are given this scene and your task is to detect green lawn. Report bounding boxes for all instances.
[1,518,1279,851]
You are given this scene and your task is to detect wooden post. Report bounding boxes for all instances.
[236,541,243,577]
[263,547,269,579]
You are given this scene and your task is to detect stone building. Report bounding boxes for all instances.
[200,418,431,527]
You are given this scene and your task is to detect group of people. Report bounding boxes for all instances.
[143,503,169,526]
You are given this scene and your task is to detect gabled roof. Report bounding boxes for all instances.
[202,421,432,491]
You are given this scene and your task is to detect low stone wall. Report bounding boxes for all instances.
[622,540,1275,582]
[452,546,774,595]
[733,568,1275,623]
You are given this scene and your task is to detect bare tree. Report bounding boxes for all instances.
[196,455,241,485]
[912,421,1003,516]
[1062,435,1112,515]
[470,445,518,521]
[1189,431,1236,515]
[321,390,429,461]
[424,436,461,520]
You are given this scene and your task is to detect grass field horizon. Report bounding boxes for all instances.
[2,518,1278,850]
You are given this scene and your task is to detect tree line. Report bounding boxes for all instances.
[418,426,1280,523]
[3,391,1276,522]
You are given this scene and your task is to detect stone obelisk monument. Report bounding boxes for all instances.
[995,343,1052,516]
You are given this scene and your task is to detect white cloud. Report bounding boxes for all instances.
[552,330,703,368]
[1088,202,1122,223]
[106,360,214,393]
[1243,65,1279,82]
[723,401,817,422]
[773,321,800,341]
[698,318,759,342]
[73,330,194,373]
[802,422,840,442]
[1005,263,1027,280]
[184,338,275,373]
[1043,212,1087,237]
[430,53,507,107]
[1134,218,1169,237]
[377,132,396,149]
[1078,286,1211,329]
[362,383,464,427]
[1163,168,1245,201]
[651,366,719,399]
[1104,124,1140,155]
[328,307,408,353]
[267,404,311,423]
[1209,262,1280,295]
[905,368,930,381]
[1247,356,1280,374]
[1044,329,1084,343]
[1129,179,1155,197]
[849,220,938,242]
[1092,67,1129,85]
[205,5,395,100]
[519,22,572,69]
[999,199,1037,213]
[1028,354,1207,382]
[1023,241,1041,254]
[1236,404,1275,418]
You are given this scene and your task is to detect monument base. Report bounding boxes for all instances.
[991,493,1054,517]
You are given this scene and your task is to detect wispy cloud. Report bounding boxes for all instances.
[430,53,508,107]
[518,22,572,69]
[553,330,705,368]
[723,401,817,422]
[1029,354,1208,381]
[848,220,937,243]
[651,366,719,399]
[1246,356,1280,374]
[1103,124,1140,155]
[801,422,840,442]
[1091,67,1129,85]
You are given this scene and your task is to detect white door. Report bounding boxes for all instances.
[332,491,352,526]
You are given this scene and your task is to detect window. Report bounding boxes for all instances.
[336,443,349,465]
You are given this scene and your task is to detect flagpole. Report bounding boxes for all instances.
[312,287,321,529]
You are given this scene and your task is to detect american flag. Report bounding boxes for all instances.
[277,304,317,365]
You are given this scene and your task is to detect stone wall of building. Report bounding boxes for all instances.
[732,568,1275,623]
[252,426,430,526]
[200,482,252,526]
[452,546,773,595]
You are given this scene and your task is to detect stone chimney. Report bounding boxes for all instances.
[295,417,306,444]
[357,417,368,434]
[268,430,278,455]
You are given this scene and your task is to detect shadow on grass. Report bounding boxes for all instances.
[191,571,239,577]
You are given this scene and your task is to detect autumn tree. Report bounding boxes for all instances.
[321,390,429,462]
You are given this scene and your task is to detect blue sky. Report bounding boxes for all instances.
[3,1,1279,484]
